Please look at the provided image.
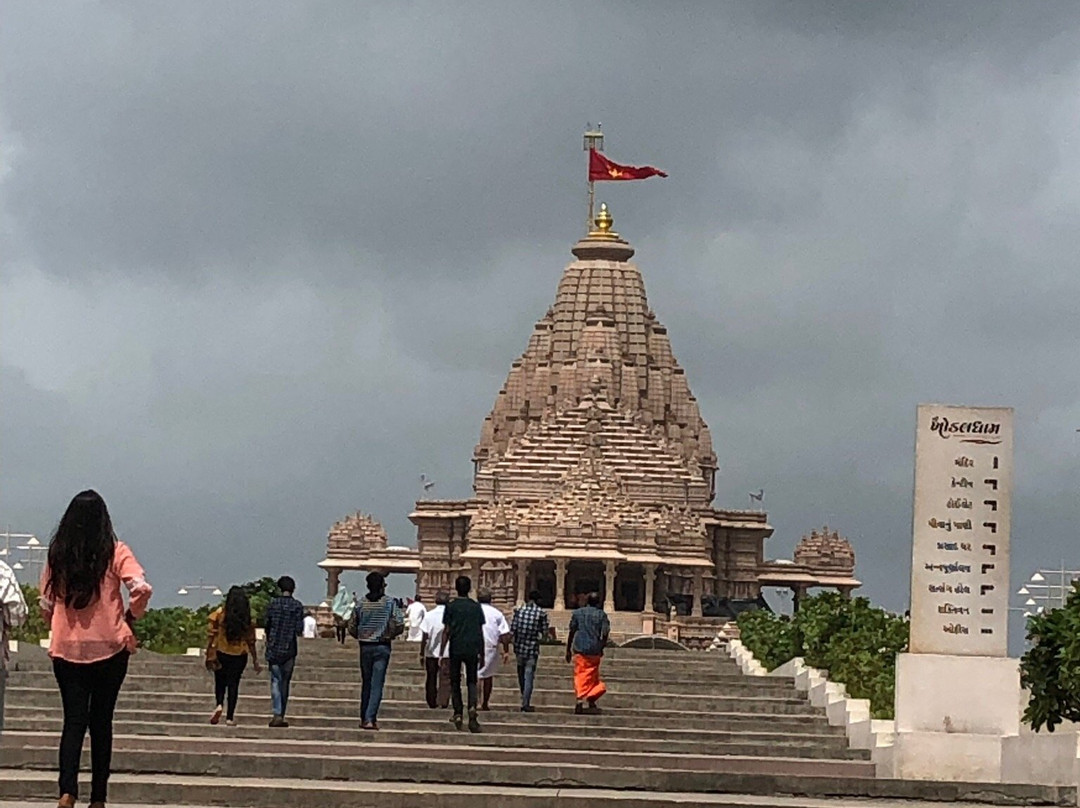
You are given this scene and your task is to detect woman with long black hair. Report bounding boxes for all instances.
[205,586,260,726]
[41,490,152,808]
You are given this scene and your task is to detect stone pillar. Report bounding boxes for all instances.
[604,560,617,612]
[554,558,567,611]
[643,563,656,613]
[326,567,341,599]
[470,561,482,590]
[515,560,528,607]
[691,569,704,618]
[793,584,808,613]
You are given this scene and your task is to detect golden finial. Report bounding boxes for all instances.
[589,202,619,240]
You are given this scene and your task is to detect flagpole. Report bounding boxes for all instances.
[583,124,604,232]
[587,180,595,231]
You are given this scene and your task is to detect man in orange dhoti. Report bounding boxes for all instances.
[565,592,610,714]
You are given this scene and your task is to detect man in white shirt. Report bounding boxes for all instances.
[405,595,427,642]
[477,587,511,711]
[419,590,449,709]
[0,559,28,737]
[302,612,318,639]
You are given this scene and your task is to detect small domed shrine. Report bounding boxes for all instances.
[320,512,419,596]
[793,526,857,577]
[757,525,861,608]
[319,205,858,634]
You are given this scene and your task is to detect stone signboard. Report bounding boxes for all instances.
[909,404,1013,657]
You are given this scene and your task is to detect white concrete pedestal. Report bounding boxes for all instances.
[891,653,1020,782]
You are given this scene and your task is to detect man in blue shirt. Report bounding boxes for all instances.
[565,591,610,714]
[264,575,305,728]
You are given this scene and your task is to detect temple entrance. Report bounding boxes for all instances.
[616,563,644,611]
[565,560,604,609]
[527,560,556,610]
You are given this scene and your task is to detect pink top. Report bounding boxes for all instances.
[40,540,153,664]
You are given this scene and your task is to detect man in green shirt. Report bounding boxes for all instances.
[439,575,485,732]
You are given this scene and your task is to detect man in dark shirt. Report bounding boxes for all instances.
[439,575,485,732]
[565,591,610,715]
[264,575,306,728]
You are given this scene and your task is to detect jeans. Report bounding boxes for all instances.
[517,656,537,709]
[53,650,129,803]
[359,643,391,724]
[424,657,449,709]
[213,652,248,721]
[0,668,7,736]
[449,653,479,717]
[270,656,296,717]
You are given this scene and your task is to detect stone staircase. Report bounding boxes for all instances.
[0,640,1066,807]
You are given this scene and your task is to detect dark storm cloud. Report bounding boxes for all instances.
[3,2,1080,635]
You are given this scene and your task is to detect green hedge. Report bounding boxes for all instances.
[1020,582,1080,733]
[11,576,282,656]
[737,591,909,719]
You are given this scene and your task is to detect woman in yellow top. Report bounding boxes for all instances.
[206,586,260,726]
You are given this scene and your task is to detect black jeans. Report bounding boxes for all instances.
[213,652,248,720]
[53,650,130,803]
[424,657,449,709]
[448,653,479,717]
[335,624,347,644]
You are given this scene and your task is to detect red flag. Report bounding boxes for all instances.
[589,149,668,181]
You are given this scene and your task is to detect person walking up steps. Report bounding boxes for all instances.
[0,557,28,737]
[206,586,261,727]
[477,587,510,711]
[419,589,450,709]
[349,571,404,730]
[566,591,610,715]
[440,575,485,732]
[41,490,153,808]
[302,610,318,639]
[510,590,549,713]
[331,586,351,644]
[264,576,305,728]
[405,594,426,642]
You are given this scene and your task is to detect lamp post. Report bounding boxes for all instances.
[15,536,46,585]
[1,531,44,585]
[178,579,223,603]
[1016,564,1080,613]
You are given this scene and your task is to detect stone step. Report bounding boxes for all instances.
[4,705,839,734]
[4,670,797,696]
[5,686,818,715]
[11,656,741,676]
[2,717,853,751]
[1,744,877,787]
[4,728,868,761]
[0,771,1067,808]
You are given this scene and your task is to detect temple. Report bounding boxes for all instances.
[319,204,858,636]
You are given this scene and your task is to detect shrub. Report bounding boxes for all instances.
[1020,582,1080,733]
[240,576,281,627]
[11,585,50,646]
[11,575,280,656]
[135,604,214,655]
[736,592,908,719]
[737,609,798,671]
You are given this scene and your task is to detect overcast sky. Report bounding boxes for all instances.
[3,3,1080,643]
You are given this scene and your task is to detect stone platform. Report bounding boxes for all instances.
[0,640,1071,807]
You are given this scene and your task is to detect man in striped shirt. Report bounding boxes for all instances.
[349,572,404,729]
[0,559,28,736]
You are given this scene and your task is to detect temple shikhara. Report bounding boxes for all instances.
[320,204,858,637]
